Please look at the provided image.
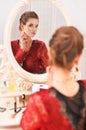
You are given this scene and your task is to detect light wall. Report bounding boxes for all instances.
[0,0,19,45]
[61,0,86,79]
[0,0,86,78]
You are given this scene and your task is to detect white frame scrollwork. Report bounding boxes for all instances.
[4,0,71,83]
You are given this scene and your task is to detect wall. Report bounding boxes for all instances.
[0,0,86,78]
[61,0,86,78]
[0,0,19,45]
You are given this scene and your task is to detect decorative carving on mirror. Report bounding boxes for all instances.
[0,45,32,93]
[4,0,71,83]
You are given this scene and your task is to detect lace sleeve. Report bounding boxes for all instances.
[20,94,49,130]
[20,90,74,130]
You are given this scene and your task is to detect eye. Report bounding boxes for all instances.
[35,24,38,28]
[28,24,33,27]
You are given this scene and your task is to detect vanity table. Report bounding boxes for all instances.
[0,83,49,130]
[0,89,31,130]
[0,109,23,130]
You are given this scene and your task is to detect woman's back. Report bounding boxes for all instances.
[20,80,86,130]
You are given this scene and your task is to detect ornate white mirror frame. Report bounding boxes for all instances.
[4,0,71,83]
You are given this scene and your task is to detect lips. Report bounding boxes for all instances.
[32,32,36,35]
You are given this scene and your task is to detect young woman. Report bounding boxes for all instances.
[11,11,48,74]
[20,26,86,130]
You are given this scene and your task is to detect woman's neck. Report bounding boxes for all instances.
[52,66,72,82]
[49,66,79,97]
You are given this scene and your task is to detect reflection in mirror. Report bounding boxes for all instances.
[11,0,69,74]
[11,0,68,45]
[11,11,49,74]
[5,0,71,83]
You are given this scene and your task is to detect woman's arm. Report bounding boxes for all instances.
[11,32,32,65]
[38,41,49,72]
[11,40,28,64]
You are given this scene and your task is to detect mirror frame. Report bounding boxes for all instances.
[4,0,71,83]
[0,45,4,71]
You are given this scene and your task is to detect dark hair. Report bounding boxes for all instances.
[19,11,39,31]
[49,26,84,70]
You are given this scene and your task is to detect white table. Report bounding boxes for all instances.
[0,90,30,130]
[0,83,48,129]
[0,108,25,130]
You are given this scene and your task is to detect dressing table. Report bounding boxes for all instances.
[0,0,73,129]
[0,80,31,130]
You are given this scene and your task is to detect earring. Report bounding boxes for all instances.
[76,66,79,72]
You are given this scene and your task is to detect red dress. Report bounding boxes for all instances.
[20,80,86,130]
[11,40,48,73]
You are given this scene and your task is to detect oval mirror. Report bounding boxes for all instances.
[4,0,71,83]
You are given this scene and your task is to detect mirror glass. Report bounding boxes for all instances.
[11,0,68,45]
[4,0,71,83]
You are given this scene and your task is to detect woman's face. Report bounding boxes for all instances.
[22,18,39,38]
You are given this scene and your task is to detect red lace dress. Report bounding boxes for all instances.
[11,40,48,74]
[20,80,86,130]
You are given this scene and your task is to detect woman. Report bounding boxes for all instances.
[11,11,48,74]
[20,26,86,130]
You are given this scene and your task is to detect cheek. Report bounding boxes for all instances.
[35,28,38,32]
[26,27,30,31]
[24,25,30,30]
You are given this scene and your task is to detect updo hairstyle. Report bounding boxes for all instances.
[49,26,84,70]
[19,11,39,31]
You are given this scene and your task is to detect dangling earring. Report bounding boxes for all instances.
[75,65,81,80]
[75,65,79,72]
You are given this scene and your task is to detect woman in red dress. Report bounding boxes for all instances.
[20,26,86,130]
[11,11,48,74]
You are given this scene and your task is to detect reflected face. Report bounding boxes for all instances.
[22,18,39,38]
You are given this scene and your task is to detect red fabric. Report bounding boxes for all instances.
[80,80,86,89]
[11,40,48,73]
[20,89,73,130]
